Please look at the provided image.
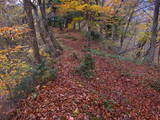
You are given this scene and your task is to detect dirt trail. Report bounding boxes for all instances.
[10,30,160,120]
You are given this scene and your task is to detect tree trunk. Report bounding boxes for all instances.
[101,0,105,6]
[119,0,139,48]
[33,6,46,45]
[78,21,81,31]
[38,0,63,57]
[23,0,41,64]
[87,25,92,48]
[120,9,134,48]
[95,0,99,5]
[144,0,160,64]
[158,46,160,65]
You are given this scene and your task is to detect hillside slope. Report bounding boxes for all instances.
[12,30,160,120]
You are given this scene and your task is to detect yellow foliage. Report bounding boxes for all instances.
[0,45,30,96]
[0,25,30,41]
[68,17,84,30]
[57,0,111,17]
[56,0,120,28]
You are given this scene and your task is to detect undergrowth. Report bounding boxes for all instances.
[103,100,114,111]
[85,31,104,42]
[149,79,160,92]
[12,60,57,101]
[89,48,143,65]
[75,53,95,79]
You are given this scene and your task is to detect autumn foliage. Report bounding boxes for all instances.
[1,0,160,120]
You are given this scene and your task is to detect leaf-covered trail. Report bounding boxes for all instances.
[13,30,160,120]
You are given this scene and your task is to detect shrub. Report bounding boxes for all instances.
[86,31,104,42]
[75,54,95,79]
[12,76,35,100]
[81,47,91,53]
[103,100,114,111]
[69,51,78,60]
[150,79,160,92]
[31,61,57,85]
[12,61,57,101]
[119,68,132,77]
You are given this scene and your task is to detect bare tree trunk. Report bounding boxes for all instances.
[112,25,117,41]
[78,21,81,31]
[32,6,46,45]
[23,0,41,64]
[158,46,160,65]
[87,25,92,48]
[120,9,134,48]
[30,1,60,57]
[125,27,136,50]
[119,0,139,48]
[73,23,76,31]
[38,0,63,56]
[101,0,105,6]
[95,0,99,5]
[144,0,160,64]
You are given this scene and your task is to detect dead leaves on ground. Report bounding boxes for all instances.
[12,31,160,120]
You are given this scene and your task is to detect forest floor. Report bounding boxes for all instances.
[9,29,160,120]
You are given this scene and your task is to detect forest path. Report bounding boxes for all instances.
[12,30,160,120]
